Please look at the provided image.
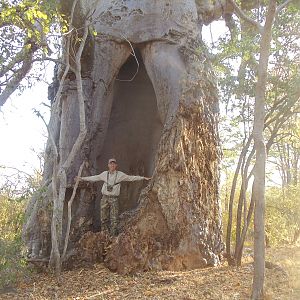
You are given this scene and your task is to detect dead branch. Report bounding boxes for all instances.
[116,34,139,82]
[61,20,89,171]
[62,161,85,261]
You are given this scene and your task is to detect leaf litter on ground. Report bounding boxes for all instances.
[0,245,299,299]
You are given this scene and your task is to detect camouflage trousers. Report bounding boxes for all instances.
[100,195,119,236]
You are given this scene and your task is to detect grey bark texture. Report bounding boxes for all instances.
[251,1,276,298]
[23,0,224,274]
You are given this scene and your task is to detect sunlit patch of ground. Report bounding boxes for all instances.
[1,246,299,299]
[265,245,300,299]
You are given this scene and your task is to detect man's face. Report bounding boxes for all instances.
[108,162,117,172]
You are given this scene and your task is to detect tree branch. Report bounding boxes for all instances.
[62,161,85,261]
[48,0,80,276]
[0,50,33,107]
[62,20,89,170]
[228,0,264,34]
[276,0,294,15]
[116,34,139,82]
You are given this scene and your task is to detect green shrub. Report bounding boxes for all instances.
[0,195,32,289]
[266,185,300,246]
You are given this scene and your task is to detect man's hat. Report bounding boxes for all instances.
[108,158,117,164]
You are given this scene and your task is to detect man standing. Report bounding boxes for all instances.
[77,158,151,236]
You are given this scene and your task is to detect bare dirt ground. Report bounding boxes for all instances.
[1,246,299,300]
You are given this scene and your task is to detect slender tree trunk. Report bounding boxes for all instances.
[235,181,255,264]
[48,2,89,275]
[235,148,255,265]
[292,150,299,185]
[235,158,246,259]
[226,136,252,265]
[251,1,276,299]
[235,117,283,264]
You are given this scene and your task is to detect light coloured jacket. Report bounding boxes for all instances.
[81,171,145,196]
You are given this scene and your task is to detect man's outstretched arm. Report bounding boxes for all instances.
[76,172,106,183]
[118,172,151,182]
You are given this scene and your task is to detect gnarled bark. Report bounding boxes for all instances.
[23,0,224,274]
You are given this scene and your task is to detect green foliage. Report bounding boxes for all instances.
[220,172,254,247]
[210,4,300,165]
[0,195,25,239]
[0,195,31,289]
[221,172,300,249]
[0,0,66,103]
[0,237,30,289]
[0,166,42,289]
[266,185,300,246]
[209,2,300,258]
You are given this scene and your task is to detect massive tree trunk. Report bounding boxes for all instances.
[23,0,224,274]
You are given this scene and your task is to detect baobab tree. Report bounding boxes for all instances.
[22,0,234,275]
